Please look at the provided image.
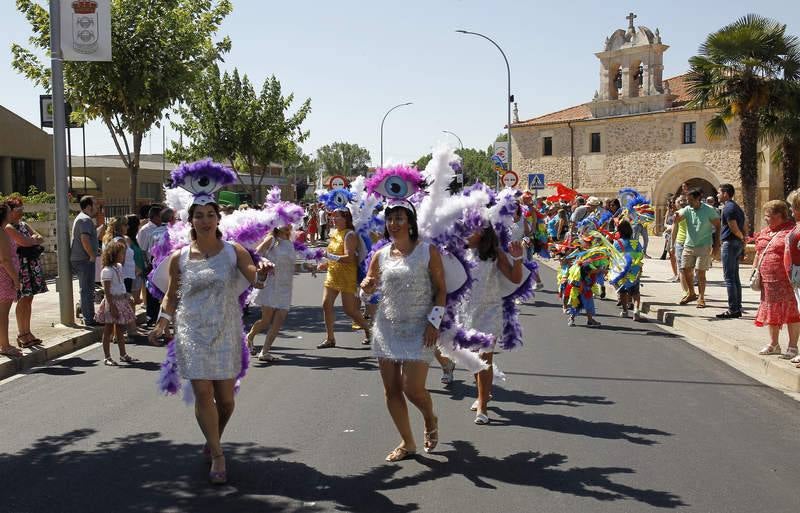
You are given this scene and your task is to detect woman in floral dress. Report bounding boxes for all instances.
[5,197,47,347]
[753,200,800,358]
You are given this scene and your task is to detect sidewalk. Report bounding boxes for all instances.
[538,235,800,394]
[0,279,144,380]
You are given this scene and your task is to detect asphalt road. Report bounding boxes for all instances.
[2,268,799,513]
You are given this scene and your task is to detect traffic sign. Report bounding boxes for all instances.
[502,170,519,188]
[328,175,348,189]
[493,142,508,164]
[528,173,545,190]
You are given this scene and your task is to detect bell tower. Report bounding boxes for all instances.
[590,13,673,117]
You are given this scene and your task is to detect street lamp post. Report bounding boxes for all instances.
[455,29,512,190]
[380,102,413,168]
[442,130,464,150]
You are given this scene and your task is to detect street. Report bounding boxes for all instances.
[2,268,799,513]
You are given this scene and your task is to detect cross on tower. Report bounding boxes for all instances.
[626,12,637,30]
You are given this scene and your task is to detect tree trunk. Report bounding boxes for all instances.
[739,112,760,236]
[129,132,143,212]
[783,137,800,198]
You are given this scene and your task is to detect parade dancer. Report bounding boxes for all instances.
[565,234,615,327]
[247,224,295,362]
[316,189,370,348]
[610,220,644,320]
[361,202,445,461]
[148,160,273,485]
[461,224,524,424]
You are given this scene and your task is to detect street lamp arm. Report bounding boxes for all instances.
[442,130,464,150]
[380,102,413,168]
[455,30,510,89]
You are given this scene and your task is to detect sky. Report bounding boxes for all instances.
[2,0,800,167]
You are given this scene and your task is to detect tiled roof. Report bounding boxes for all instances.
[512,73,692,127]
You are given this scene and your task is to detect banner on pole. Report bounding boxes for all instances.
[60,0,112,61]
[492,142,508,164]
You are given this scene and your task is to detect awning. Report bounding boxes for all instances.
[69,176,99,190]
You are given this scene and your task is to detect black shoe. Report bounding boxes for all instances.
[83,320,99,327]
[715,311,742,319]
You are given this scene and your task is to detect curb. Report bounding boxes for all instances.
[0,312,148,381]
[536,258,800,393]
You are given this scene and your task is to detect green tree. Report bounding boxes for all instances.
[686,14,800,232]
[316,142,371,176]
[12,0,233,210]
[760,83,800,197]
[167,66,311,200]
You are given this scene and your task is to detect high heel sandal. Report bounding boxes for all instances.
[208,454,227,485]
[423,417,439,453]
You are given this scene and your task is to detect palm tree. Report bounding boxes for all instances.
[686,14,800,233]
[760,82,800,197]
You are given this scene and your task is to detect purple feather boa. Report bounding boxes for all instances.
[498,260,539,351]
[171,158,237,188]
[157,339,181,395]
[293,241,327,261]
[454,328,496,350]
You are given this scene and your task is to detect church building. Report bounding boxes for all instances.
[510,13,781,229]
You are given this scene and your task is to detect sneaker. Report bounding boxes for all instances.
[587,319,601,327]
[567,316,576,327]
[619,311,629,318]
[534,282,544,291]
[633,311,642,321]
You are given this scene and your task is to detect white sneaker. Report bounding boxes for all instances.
[619,311,629,318]
[633,311,642,321]
[567,316,576,327]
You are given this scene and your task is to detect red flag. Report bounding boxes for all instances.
[545,182,583,203]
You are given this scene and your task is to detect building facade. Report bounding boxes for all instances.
[510,14,781,230]
[0,104,54,196]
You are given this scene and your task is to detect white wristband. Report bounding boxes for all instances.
[158,310,173,322]
[326,252,342,262]
[427,306,445,330]
[511,255,524,262]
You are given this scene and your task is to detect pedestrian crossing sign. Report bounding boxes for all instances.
[528,173,545,190]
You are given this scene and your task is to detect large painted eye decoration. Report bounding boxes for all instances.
[170,159,238,206]
[365,165,424,201]
[332,190,350,208]
[318,187,355,212]
[376,175,414,199]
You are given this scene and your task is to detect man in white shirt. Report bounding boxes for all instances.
[317,204,328,241]
[136,205,162,262]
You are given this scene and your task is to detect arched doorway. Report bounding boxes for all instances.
[651,162,722,230]
[675,178,718,202]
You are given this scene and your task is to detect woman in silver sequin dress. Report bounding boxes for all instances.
[361,204,446,462]
[149,202,272,484]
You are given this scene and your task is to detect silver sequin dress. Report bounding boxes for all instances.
[371,242,435,363]
[459,249,503,352]
[175,242,243,380]
[253,238,295,310]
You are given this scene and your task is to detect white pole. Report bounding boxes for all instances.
[50,0,75,324]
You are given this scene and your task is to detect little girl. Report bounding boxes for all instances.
[460,225,524,425]
[96,241,137,366]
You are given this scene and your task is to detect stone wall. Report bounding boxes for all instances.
[512,108,774,230]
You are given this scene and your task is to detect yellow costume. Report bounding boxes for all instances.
[324,228,358,294]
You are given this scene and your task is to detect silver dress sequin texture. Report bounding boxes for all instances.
[175,242,243,380]
[253,239,295,310]
[459,249,503,352]
[371,242,435,363]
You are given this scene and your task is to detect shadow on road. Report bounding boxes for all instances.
[2,429,685,512]
[431,380,615,408]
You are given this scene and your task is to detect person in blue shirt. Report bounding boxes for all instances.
[716,183,746,318]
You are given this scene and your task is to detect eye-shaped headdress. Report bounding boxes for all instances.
[318,187,355,212]
[365,165,424,213]
[170,159,238,206]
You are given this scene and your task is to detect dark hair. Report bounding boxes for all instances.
[148,205,163,220]
[617,219,633,239]
[688,188,703,199]
[126,214,140,240]
[6,196,23,209]
[79,195,95,210]
[476,225,499,262]
[139,204,152,219]
[609,198,621,212]
[719,183,735,198]
[383,206,419,242]
[0,203,9,224]
[160,208,175,224]
[188,203,223,240]
[576,197,586,206]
